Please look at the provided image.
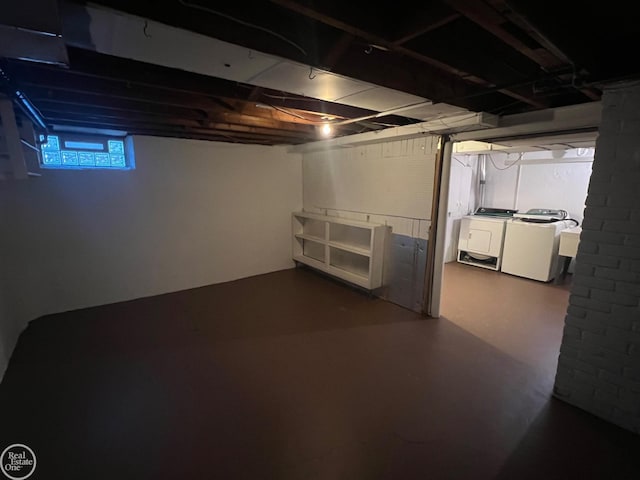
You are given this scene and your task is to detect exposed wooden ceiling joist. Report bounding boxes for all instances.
[3,45,419,144]
[4,0,617,145]
[392,12,460,45]
[391,4,461,45]
[268,0,546,108]
[321,32,355,70]
[444,0,601,101]
[36,101,317,136]
[45,115,313,144]
[485,0,572,64]
[59,0,551,116]
[8,46,415,122]
[444,0,563,68]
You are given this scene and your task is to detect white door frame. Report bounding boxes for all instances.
[428,102,602,318]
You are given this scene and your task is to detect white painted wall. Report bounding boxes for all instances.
[516,163,592,221]
[302,136,438,237]
[483,158,520,210]
[302,135,439,312]
[444,154,476,262]
[482,149,593,222]
[0,136,302,379]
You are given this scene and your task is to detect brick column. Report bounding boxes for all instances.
[554,81,640,434]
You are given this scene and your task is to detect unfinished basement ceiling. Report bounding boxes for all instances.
[1,0,639,145]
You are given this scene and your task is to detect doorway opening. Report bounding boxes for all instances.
[439,131,597,378]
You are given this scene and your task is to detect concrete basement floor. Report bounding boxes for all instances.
[0,266,639,479]
[441,261,573,379]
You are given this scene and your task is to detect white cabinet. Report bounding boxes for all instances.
[559,226,581,258]
[292,212,386,289]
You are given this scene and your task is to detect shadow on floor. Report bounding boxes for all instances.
[495,397,640,480]
[14,268,419,361]
[440,261,572,378]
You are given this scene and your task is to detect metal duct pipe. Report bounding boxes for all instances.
[477,154,487,209]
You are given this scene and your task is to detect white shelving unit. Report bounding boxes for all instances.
[292,211,386,290]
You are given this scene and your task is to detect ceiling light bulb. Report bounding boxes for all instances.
[321,123,332,137]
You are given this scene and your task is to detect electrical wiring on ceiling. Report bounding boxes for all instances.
[266,103,338,125]
[261,92,323,102]
[487,152,524,171]
[176,0,307,57]
[259,93,410,130]
[264,103,391,130]
[267,104,311,121]
[453,156,468,167]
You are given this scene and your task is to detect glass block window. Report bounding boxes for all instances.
[39,134,134,170]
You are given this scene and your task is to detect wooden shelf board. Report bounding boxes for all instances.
[295,255,372,288]
[329,264,369,280]
[296,234,371,257]
[295,233,325,244]
[294,255,326,270]
[328,241,371,257]
[293,211,382,229]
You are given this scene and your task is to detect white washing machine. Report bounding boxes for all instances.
[457,215,509,271]
[501,219,573,282]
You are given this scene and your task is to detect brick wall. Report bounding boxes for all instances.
[554,82,640,434]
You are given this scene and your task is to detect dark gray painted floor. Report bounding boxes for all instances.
[1,266,638,479]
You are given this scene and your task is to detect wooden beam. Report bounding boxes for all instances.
[31,88,370,137]
[224,99,337,125]
[270,0,469,77]
[9,53,411,126]
[247,87,263,102]
[485,0,571,64]
[269,0,545,108]
[21,79,318,135]
[392,7,461,46]
[448,0,600,101]
[29,91,208,120]
[393,13,460,45]
[86,125,294,145]
[63,47,245,100]
[321,32,355,70]
[40,110,316,139]
[17,76,237,113]
[422,134,447,316]
[61,47,411,120]
[488,0,601,101]
[444,0,566,69]
[36,94,319,131]
[59,8,511,111]
[41,116,312,144]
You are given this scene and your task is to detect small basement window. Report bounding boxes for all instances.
[39,134,134,170]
